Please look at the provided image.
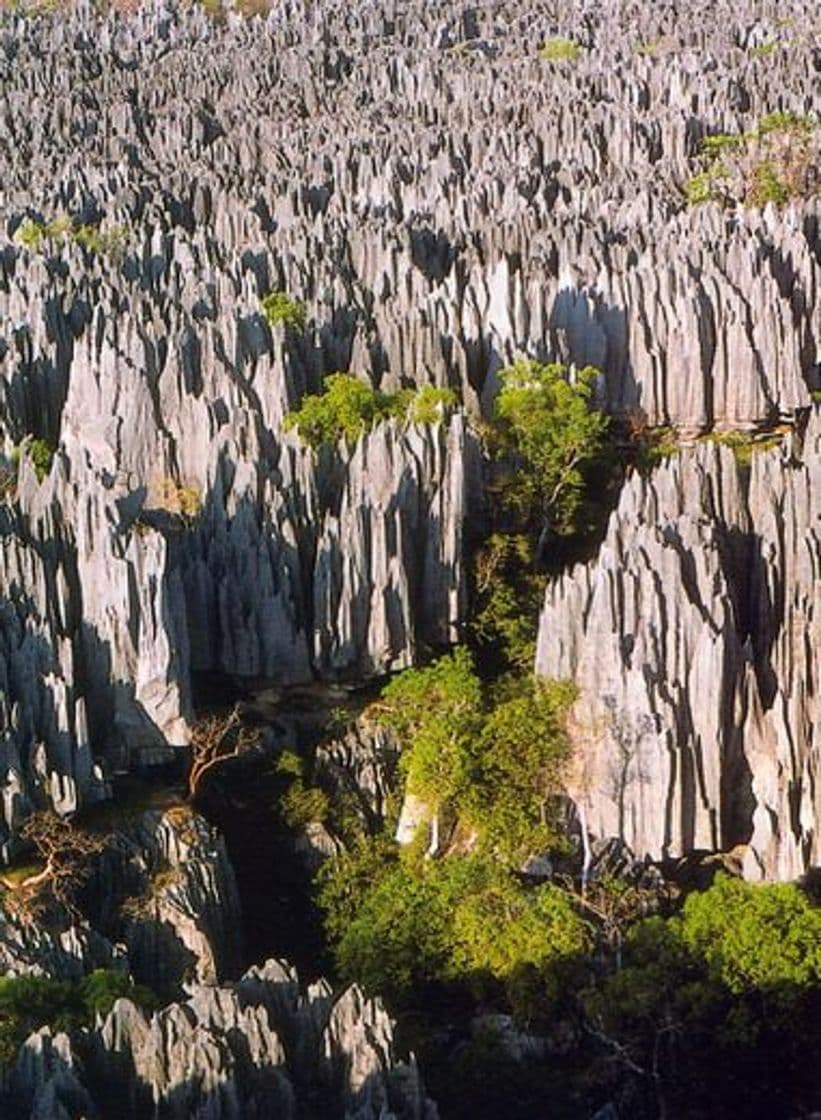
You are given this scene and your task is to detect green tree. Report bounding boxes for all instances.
[494,360,608,544]
[284,373,387,448]
[679,874,821,997]
[0,970,157,1065]
[467,677,576,865]
[448,858,591,983]
[378,648,484,842]
[261,290,306,331]
[471,532,542,671]
[331,859,453,1001]
[407,385,458,424]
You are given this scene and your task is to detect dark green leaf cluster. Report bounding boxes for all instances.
[284,374,457,449]
[470,532,542,671]
[582,874,821,1114]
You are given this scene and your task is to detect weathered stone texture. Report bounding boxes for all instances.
[537,411,821,880]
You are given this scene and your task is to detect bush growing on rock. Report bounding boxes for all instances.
[0,970,157,1065]
[284,374,458,449]
[493,359,609,542]
[261,289,307,331]
[539,37,582,63]
[14,216,127,259]
[686,112,820,208]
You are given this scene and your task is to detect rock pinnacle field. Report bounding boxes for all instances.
[0,1,820,1117]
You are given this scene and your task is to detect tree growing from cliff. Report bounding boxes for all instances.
[187,706,262,801]
[1,812,106,918]
[377,647,483,850]
[463,676,576,866]
[493,359,609,550]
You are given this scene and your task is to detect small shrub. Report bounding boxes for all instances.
[407,385,458,424]
[702,429,782,467]
[280,782,330,829]
[261,290,307,332]
[14,216,127,259]
[539,37,581,63]
[151,478,202,521]
[493,359,609,538]
[686,113,820,209]
[0,969,157,1065]
[284,376,460,449]
[28,439,54,482]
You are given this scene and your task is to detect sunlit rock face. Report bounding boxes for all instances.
[1,0,820,865]
[537,412,821,882]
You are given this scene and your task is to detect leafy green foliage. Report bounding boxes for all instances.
[28,439,54,482]
[539,37,582,62]
[494,360,608,538]
[15,217,127,259]
[581,875,821,1116]
[284,375,459,449]
[464,677,575,865]
[702,429,782,467]
[284,374,385,448]
[379,647,484,809]
[447,857,590,983]
[685,113,819,208]
[0,970,157,1065]
[272,749,330,830]
[678,874,821,996]
[320,849,589,1009]
[261,290,307,332]
[407,384,458,424]
[471,533,541,671]
[376,650,573,864]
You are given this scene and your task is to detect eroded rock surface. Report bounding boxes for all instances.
[537,411,821,880]
[0,809,432,1119]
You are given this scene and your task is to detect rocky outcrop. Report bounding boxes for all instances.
[0,808,433,1118]
[537,411,821,880]
[4,961,435,1120]
[0,807,239,997]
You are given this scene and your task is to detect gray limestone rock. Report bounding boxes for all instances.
[537,412,821,880]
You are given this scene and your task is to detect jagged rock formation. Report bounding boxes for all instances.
[0,0,815,842]
[0,809,432,1119]
[537,411,821,881]
[0,0,819,848]
[0,807,239,993]
[7,961,434,1120]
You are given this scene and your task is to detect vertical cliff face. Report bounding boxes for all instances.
[537,411,821,880]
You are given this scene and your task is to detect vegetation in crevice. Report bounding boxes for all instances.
[15,216,128,260]
[685,111,820,208]
[284,372,457,449]
[0,970,158,1065]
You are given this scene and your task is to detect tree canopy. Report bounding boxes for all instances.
[494,359,609,538]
